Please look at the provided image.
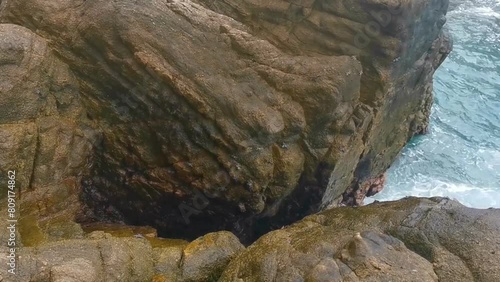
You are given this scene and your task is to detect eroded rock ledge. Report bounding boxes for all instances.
[1,198,499,281]
[0,0,450,242]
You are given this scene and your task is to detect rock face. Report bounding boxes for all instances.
[0,0,451,242]
[220,197,500,282]
[0,23,97,246]
[0,228,243,282]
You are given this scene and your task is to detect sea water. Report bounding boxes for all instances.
[367,0,500,208]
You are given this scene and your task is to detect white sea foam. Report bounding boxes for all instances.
[449,3,500,18]
[477,148,500,170]
[370,0,500,210]
[471,7,500,18]
[366,179,500,209]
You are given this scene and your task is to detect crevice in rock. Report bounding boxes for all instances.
[26,125,40,198]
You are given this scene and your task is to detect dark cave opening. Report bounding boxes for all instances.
[76,162,332,245]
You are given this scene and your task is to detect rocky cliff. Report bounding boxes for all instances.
[0,0,451,243]
[1,1,498,282]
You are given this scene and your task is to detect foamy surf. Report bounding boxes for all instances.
[373,0,500,210]
[448,0,500,18]
[366,179,500,209]
[469,7,500,18]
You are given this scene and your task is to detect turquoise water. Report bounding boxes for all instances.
[368,0,500,208]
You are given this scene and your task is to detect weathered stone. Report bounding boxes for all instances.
[0,23,97,248]
[336,231,437,281]
[154,243,185,281]
[180,231,245,281]
[98,237,155,281]
[0,0,451,243]
[220,197,500,281]
[3,3,488,282]
[50,258,98,282]
[0,230,242,282]
[194,0,452,208]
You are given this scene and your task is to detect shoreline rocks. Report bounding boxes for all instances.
[220,197,500,281]
[1,197,498,281]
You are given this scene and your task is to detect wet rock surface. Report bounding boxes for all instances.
[0,0,451,243]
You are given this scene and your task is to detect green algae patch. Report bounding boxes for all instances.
[19,214,47,247]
